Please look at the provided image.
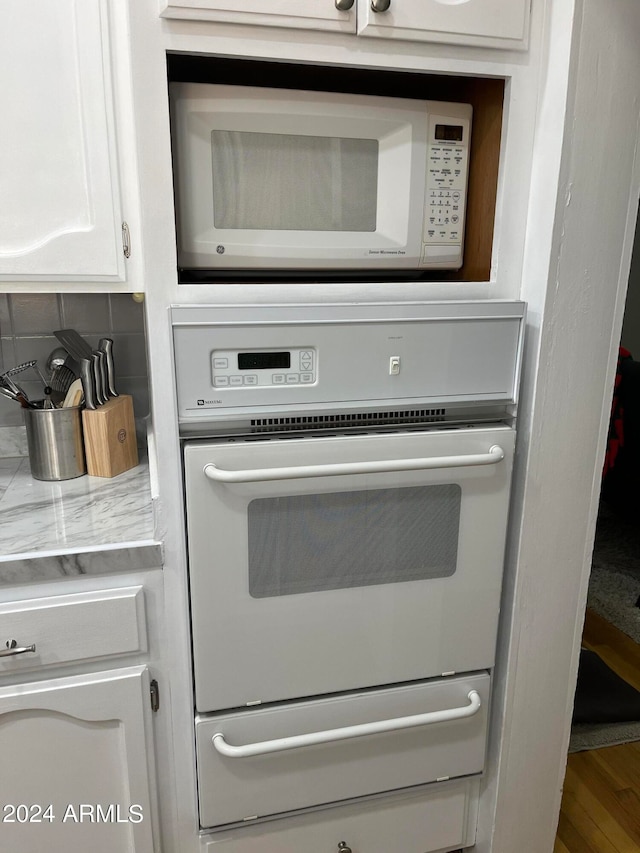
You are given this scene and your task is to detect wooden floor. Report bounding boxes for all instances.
[554,609,640,853]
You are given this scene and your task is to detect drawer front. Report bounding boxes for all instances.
[196,672,489,828]
[202,777,478,852]
[0,586,147,673]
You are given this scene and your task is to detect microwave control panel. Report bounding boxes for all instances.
[422,106,472,268]
[211,348,317,388]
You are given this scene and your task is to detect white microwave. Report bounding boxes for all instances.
[170,83,472,274]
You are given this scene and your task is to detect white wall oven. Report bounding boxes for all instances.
[173,301,524,852]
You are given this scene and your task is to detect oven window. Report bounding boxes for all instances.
[211,131,379,232]
[248,485,460,598]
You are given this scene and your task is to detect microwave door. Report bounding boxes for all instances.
[172,84,431,270]
[184,427,515,713]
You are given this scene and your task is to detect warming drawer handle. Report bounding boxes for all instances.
[203,445,505,484]
[211,690,482,759]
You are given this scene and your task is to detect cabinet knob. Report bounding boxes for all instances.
[371,0,391,11]
[337,844,352,853]
[335,0,354,9]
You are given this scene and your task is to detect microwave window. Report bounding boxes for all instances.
[211,131,379,232]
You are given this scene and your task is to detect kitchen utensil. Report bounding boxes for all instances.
[24,405,86,480]
[62,378,84,408]
[98,338,118,397]
[4,359,49,386]
[0,386,27,406]
[3,360,54,406]
[46,346,71,374]
[91,351,107,405]
[53,328,93,360]
[49,364,77,406]
[0,375,32,408]
[95,348,111,401]
[53,331,97,410]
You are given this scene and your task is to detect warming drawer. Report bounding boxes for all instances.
[196,672,490,829]
[202,777,480,853]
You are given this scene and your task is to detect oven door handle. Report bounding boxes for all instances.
[211,690,482,758]
[203,444,505,483]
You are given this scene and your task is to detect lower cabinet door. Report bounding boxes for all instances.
[202,777,479,853]
[0,666,158,853]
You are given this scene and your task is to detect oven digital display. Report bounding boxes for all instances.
[238,352,291,370]
[435,124,464,142]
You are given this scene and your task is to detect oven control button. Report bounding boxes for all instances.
[229,376,243,386]
[300,373,313,383]
[213,376,229,387]
[286,374,300,384]
[272,374,285,384]
[244,375,258,385]
[213,357,228,369]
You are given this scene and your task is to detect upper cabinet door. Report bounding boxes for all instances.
[0,0,124,282]
[159,0,357,33]
[357,0,530,50]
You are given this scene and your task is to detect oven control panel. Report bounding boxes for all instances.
[211,348,317,388]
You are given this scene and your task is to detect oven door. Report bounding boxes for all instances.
[184,425,515,713]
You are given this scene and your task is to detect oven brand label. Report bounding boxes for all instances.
[197,399,222,406]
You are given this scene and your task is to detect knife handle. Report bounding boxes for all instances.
[76,358,97,410]
[98,338,119,398]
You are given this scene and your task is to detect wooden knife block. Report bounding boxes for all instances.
[82,395,139,478]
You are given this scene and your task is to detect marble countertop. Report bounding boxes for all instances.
[0,456,161,585]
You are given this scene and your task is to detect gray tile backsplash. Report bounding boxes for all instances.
[0,293,149,428]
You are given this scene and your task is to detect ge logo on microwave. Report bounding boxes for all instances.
[216,245,225,255]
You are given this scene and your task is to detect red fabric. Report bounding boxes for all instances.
[603,346,632,477]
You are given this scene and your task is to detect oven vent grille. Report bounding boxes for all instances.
[250,409,446,432]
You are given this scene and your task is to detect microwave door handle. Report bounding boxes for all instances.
[203,444,504,484]
[212,690,481,759]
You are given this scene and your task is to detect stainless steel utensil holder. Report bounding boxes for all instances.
[24,405,86,481]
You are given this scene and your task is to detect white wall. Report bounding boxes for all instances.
[483,1,640,850]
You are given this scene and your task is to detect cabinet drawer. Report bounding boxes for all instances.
[203,777,478,852]
[0,586,147,673]
[196,672,489,828]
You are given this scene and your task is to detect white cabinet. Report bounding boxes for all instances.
[0,0,126,282]
[0,666,158,852]
[0,581,159,852]
[159,0,356,33]
[357,0,530,50]
[159,0,529,49]
[0,586,147,676]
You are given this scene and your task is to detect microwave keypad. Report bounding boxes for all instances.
[425,143,468,246]
[212,348,316,388]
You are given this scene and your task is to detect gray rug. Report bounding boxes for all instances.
[586,504,640,644]
[569,505,640,752]
[570,719,640,752]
